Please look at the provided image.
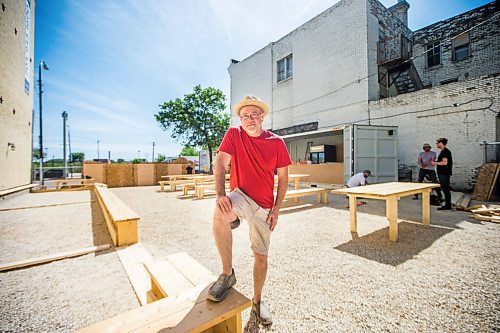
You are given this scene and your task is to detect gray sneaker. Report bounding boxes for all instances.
[207,269,236,302]
[251,299,273,326]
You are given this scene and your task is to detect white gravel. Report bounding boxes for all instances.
[0,186,499,332]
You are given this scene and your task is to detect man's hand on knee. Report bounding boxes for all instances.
[216,195,233,215]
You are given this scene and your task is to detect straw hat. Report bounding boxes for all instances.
[234,95,269,117]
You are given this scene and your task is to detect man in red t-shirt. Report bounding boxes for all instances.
[207,95,292,326]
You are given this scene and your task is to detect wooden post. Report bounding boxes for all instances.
[349,195,357,233]
[386,197,398,242]
[422,190,430,226]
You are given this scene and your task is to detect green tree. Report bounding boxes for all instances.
[70,152,85,163]
[117,158,125,163]
[155,85,229,172]
[180,145,198,156]
[156,154,166,162]
[33,148,42,159]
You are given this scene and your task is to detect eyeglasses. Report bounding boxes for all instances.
[423,146,431,149]
[240,113,262,121]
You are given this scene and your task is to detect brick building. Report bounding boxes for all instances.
[228,0,499,190]
[0,0,36,193]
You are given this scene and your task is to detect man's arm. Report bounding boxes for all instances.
[214,151,232,214]
[266,166,289,231]
[432,157,448,166]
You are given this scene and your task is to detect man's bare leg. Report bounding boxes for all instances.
[253,252,268,303]
[213,206,238,275]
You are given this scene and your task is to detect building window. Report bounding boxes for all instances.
[452,32,470,61]
[277,54,293,82]
[426,42,441,67]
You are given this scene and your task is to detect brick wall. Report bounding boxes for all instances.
[412,2,499,87]
[368,74,500,190]
[228,0,371,132]
[0,0,36,191]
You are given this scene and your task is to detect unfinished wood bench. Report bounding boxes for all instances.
[93,184,140,246]
[158,180,171,191]
[195,183,230,199]
[284,188,329,203]
[78,252,251,333]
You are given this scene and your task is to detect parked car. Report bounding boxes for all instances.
[34,169,64,180]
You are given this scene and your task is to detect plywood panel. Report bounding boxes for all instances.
[472,163,500,201]
[289,163,344,184]
[107,164,134,188]
[135,164,156,186]
[83,162,106,183]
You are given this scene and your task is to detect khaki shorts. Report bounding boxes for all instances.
[227,188,271,256]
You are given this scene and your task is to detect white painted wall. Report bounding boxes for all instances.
[368,74,499,190]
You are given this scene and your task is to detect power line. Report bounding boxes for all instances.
[270,10,499,116]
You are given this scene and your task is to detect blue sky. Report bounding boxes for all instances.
[34,0,492,161]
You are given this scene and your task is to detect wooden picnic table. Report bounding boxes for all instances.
[276,174,309,202]
[332,182,441,242]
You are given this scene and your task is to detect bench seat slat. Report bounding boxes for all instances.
[166,252,216,287]
[144,260,195,298]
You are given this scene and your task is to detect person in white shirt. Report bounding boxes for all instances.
[347,170,371,188]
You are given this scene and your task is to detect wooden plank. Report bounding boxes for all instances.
[487,164,500,201]
[422,191,430,226]
[166,253,216,287]
[116,243,154,306]
[450,191,464,207]
[144,260,195,298]
[78,285,250,333]
[349,196,357,233]
[456,194,472,210]
[0,244,110,272]
[0,184,37,197]
[386,197,398,242]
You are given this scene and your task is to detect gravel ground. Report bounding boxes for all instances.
[0,186,499,332]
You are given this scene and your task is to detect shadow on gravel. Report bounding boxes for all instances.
[334,221,453,266]
[89,191,115,255]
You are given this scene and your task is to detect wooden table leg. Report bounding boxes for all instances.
[349,195,357,233]
[422,190,430,226]
[386,196,398,242]
[294,179,299,203]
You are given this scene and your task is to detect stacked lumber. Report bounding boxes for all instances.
[454,193,472,210]
[470,205,500,223]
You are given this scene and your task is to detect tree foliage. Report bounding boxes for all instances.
[156,154,166,162]
[70,152,85,163]
[155,85,229,171]
[180,145,198,156]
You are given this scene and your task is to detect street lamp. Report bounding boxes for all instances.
[38,60,49,185]
[97,139,100,160]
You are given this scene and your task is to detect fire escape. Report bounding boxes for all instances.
[377,34,423,98]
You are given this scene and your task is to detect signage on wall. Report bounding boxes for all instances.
[24,0,31,95]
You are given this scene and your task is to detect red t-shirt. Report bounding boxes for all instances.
[218,126,292,208]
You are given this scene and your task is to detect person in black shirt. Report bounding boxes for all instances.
[432,137,453,210]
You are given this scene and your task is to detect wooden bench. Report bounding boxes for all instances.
[55,178,93,189]
[158,180,170,191]
[78,252,251,333]
[284,188,329,203]
[93,184,140,246]
[195,183,230,199]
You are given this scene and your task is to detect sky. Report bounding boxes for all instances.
[34,0,492,161]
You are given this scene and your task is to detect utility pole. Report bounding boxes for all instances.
[152,142,156,162]
[68,124,72,172]
[62,111,68,179]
